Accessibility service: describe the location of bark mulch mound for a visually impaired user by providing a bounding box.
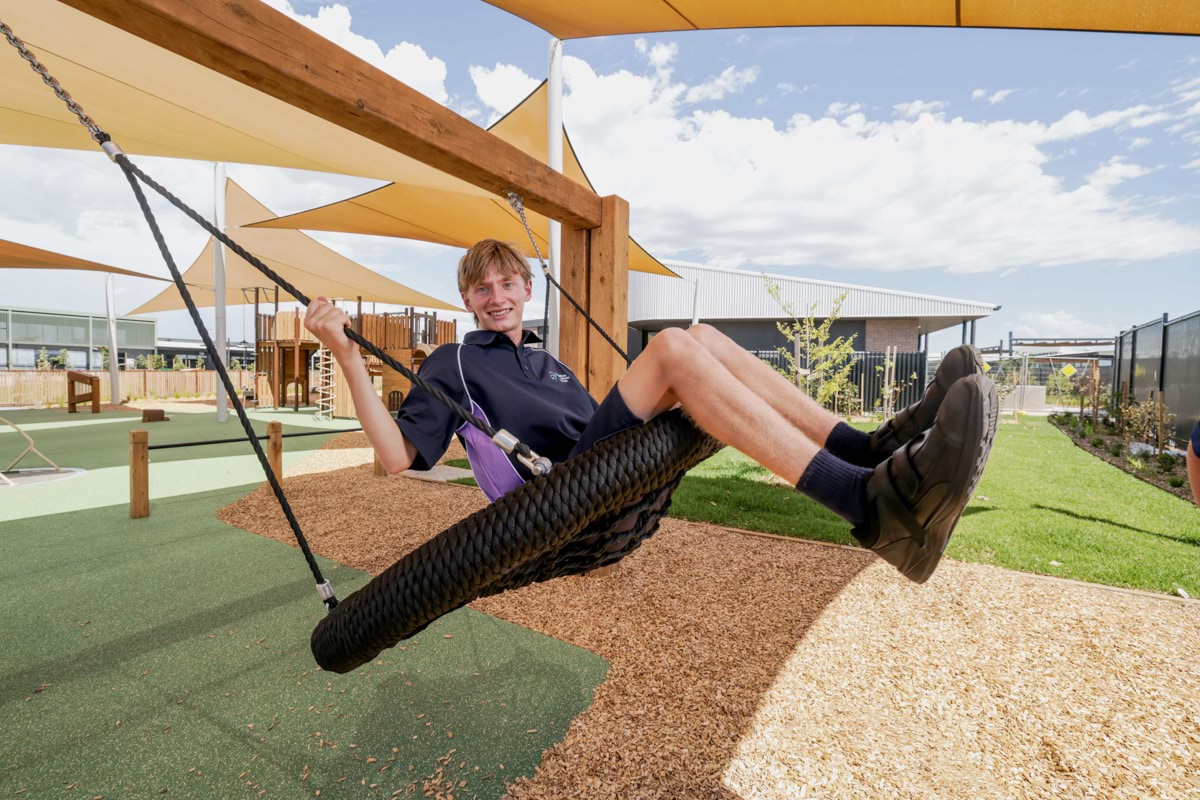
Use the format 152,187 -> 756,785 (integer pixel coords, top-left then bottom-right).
217,452 -> 1200,799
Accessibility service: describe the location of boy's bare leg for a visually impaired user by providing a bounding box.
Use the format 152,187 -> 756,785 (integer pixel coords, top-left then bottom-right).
685,323 -> 842,444
618,327 -> 822,485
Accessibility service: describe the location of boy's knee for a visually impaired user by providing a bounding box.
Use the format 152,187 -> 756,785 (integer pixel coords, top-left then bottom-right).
687,322 -> 720,345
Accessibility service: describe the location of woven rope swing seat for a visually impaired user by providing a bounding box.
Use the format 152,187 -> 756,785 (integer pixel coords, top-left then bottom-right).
313,410 -> 720,673
0,18 -> 720,675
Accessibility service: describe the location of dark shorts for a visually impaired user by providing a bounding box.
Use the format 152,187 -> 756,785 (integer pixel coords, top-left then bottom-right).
568,383 -> 645,460
1192,421 -> 1200,455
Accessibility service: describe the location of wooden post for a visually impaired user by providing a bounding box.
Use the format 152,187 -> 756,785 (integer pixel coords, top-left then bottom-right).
292,316 -> 301,411
373,453 -> 386,477
267,421 -> 283,481
129,429 -> 149,518
558,223 -> 589,384
585,196 -> 629,401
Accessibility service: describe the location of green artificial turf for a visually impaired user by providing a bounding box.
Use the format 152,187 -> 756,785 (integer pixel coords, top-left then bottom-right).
668,417 -> 1200,595
0,410 -> 338,471
0,486 -> 607,799
444,458 -> 472,470
0,408 -> 142,425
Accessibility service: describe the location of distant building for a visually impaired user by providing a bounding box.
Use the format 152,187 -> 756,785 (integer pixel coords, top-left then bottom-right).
0,305 -> 253,370
626,260 -> 998,359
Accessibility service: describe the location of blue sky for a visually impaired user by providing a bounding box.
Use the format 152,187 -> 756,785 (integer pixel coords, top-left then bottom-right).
2,1 -> 1200,354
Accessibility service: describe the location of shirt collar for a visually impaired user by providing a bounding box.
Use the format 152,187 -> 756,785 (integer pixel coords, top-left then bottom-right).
463,328 -> 543,348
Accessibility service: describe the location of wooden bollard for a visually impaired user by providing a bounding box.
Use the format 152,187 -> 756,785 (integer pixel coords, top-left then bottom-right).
267,421 -> 283,482
130,429 -> 149,519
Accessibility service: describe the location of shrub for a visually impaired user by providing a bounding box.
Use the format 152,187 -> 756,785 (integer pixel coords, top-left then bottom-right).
1091,437 -> 1105,448
1168,476 -> 1186,488
1109,443 -> 1124,457
1157,452 -> 1177,472
1126,456 -> 1146,472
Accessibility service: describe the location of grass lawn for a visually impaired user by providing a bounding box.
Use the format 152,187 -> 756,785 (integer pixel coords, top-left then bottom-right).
669,416 -> 1200,596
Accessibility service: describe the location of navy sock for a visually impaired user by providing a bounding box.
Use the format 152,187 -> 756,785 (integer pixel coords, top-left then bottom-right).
824,421 -> 875,467
795,449 -> 872,526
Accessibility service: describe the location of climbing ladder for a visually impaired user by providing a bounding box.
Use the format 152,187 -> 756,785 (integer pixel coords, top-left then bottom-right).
313,346 -> 336,421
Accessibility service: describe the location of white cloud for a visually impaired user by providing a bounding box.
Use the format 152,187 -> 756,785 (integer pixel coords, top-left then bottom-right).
634,38 -> 679,69
557,54 -> 1200,275
826,102 -> 862,117
894,100 -> 948,119
469,63 -> 540,119
1128,137 -> 1152,150
972,88 -> 988,100
1012,311 -> 1114,339
260,1 -> 448,103
684,66 -> 759,103
777,82 -> 806,95
988,89 -> 1017,104
1183,159 -> 1200,170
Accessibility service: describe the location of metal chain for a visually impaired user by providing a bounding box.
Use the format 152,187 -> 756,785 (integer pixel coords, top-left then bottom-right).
505,191 -> 631,365
0,20 -> 105,143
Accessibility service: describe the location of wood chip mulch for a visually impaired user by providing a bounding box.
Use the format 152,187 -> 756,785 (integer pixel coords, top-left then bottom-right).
217,435 -> 1200,799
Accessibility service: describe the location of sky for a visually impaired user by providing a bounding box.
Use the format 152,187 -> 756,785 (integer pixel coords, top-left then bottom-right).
2,0 -> 1200,356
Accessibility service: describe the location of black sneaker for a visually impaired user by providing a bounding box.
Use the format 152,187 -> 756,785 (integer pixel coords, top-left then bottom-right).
868,344 -> 986,464
853,373 -> 998,583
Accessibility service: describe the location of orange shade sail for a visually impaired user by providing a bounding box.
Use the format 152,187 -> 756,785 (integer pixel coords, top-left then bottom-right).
0,238 -> 166,282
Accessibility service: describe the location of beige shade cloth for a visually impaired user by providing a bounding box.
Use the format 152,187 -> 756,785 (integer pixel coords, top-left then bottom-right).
0,238 -> 167,281
126,180 -> 462,315
0,2 -> 669,276
485,0 -> 1200,38
247,82 -> 673,277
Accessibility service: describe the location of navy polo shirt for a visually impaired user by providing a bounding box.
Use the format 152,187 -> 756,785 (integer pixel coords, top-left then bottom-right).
395,329 -> 598,501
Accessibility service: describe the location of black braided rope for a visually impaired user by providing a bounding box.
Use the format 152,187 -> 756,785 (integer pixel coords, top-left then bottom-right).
115,158 -> 335,605
312,409 -> 721,673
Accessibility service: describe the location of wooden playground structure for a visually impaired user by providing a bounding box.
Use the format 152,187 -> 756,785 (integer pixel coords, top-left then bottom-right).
66,371 -> 100,414
254,305 -> 456,419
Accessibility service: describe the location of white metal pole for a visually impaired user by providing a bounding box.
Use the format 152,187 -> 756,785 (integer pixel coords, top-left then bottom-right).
690,278 -> 700,327
104,273 -> 120,404
214,163 -> 229,422
546,37 -> 563,358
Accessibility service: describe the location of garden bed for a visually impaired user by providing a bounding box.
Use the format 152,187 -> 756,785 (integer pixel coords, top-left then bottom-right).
1048,413 -> 1194,502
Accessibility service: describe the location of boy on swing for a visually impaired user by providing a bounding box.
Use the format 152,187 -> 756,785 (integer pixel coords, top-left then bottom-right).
306,239 -> 998,584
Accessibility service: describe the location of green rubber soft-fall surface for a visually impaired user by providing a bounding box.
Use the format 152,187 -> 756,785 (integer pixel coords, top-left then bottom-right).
0,485 -> 608,799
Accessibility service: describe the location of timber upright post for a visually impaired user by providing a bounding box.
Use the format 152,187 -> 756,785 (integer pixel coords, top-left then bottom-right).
129,429 -> 149,518
268,421 -> 283,481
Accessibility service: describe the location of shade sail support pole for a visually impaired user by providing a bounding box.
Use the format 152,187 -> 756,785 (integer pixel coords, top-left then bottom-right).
214,162 -> 228,422
546,37 -> 563,357
104,273 -> 120,403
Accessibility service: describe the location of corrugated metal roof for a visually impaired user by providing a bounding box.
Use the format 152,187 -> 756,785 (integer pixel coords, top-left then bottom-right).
629,260 -> 998,325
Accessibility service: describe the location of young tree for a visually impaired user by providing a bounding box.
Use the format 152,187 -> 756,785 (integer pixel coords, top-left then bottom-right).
55,348 -> 70,370
151,354 -> 166,371
134,354 -> 148,370
36,347 -> 51,370
766,279 -> 859,413
196,352 -> 206,370
171,354 -> 186,371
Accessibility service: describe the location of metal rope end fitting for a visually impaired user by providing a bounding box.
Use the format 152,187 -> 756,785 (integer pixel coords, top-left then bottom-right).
316,580 -> 338,607
100,140 -> 125,162
491,429 -> 552,477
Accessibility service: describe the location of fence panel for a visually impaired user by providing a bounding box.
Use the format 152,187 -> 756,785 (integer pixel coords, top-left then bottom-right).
0,370 -> 255,407
1163,313 -> 1200,446
750,349 -> 927,414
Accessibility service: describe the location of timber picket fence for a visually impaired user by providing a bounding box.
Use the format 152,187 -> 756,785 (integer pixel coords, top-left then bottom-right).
0,370 -> 256,408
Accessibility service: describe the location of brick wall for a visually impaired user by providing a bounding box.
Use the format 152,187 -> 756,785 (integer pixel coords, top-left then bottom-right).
865,318 -> 919,351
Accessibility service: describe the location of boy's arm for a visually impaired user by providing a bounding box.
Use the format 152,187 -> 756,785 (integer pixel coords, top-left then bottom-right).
305,298 -> 417,474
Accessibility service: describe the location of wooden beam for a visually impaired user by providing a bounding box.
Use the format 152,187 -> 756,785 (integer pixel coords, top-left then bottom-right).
586,196 -> 629,400
558,223 -> 590,387
60,0 -> 603,230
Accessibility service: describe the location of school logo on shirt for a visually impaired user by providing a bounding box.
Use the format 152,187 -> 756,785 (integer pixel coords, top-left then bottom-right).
548,371 -> 571,383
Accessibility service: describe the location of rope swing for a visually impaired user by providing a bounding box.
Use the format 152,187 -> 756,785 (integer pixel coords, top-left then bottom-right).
2,20 -> 720,673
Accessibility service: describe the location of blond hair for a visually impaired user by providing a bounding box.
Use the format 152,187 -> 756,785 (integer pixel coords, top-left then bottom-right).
457,239 -> 531,295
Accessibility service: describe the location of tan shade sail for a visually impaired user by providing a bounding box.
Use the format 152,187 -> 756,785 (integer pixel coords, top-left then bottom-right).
127,180 -> 462,315
248,83 -> 674,277
0,238 -> 167,281
0,2 -> 668,276
485,0 -> 1200,38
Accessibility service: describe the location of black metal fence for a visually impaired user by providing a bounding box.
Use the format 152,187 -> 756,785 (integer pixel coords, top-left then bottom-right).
750,350 -> 928,414
1112,310 -> 1200,446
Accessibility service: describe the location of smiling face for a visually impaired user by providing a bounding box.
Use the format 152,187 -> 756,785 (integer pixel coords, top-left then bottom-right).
462,263 -> 532,344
